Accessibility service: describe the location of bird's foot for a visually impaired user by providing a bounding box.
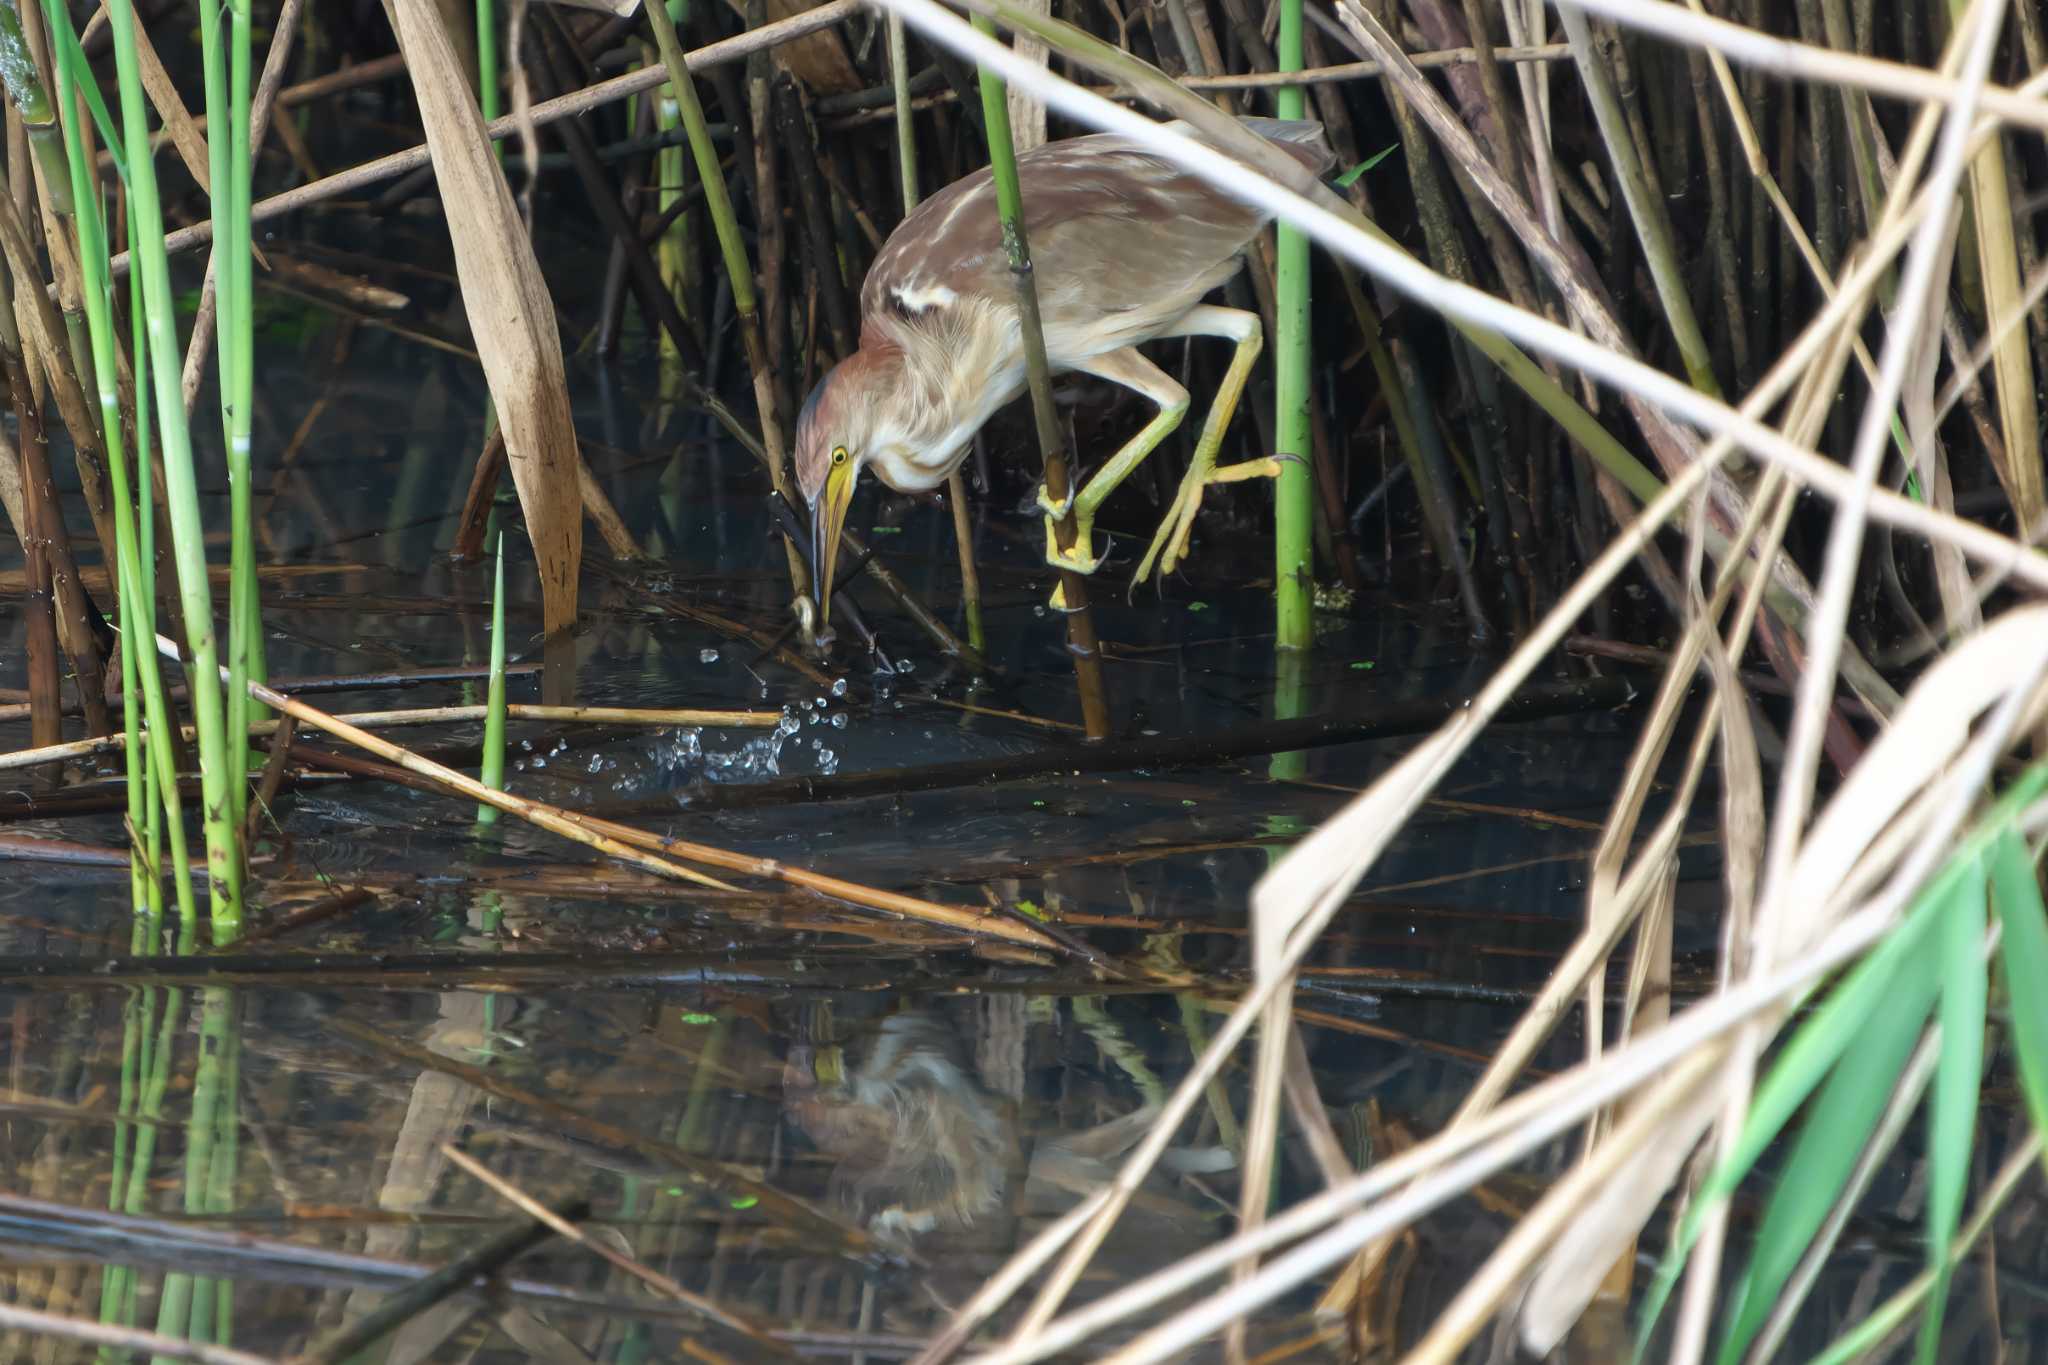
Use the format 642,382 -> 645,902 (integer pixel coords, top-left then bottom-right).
1133,454 -> 1297,586
1034,483 -> 1075,523
1043,513 -> 1104,576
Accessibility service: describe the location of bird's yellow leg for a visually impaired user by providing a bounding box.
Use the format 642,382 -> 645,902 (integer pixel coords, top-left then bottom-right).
1134,307 -> 1265,586
1037,347 -> 1189,582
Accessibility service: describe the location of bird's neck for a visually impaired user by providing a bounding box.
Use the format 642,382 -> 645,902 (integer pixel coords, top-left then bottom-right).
862,307 -> 1021,492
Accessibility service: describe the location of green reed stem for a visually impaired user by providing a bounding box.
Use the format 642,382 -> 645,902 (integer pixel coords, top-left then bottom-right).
477,0 -> 499,124
220,0 -> 261,878
969,13 -> 1111,736
105,0 -> 242,936
478,532 -> 508,824
1271,0 -> 1311,649
40,0 -> 195,933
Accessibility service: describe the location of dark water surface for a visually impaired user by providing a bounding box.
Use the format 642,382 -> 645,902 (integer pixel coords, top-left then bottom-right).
0,224 -> 1904,1361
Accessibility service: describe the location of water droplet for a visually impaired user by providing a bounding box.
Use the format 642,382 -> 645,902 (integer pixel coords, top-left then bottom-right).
830,678 -> 848,697
699,647 -> 720,664
831,713 -> 847,729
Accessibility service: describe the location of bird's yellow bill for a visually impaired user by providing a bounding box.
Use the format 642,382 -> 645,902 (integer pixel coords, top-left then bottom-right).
810,463 -> 856,627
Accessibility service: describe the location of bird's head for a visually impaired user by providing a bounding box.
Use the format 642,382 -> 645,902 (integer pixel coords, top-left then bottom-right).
795,353 -> 889,628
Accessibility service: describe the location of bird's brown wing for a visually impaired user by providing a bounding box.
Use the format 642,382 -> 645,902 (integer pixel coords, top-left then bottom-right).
863,134 -> 1277,343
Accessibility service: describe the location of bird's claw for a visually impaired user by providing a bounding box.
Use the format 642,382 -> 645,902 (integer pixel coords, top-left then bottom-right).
1035,484 -> 1075,522
1043,515 -> 1103,576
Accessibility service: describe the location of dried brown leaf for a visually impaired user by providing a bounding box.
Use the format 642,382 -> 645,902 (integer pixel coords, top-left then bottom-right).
389,0 -> 583,634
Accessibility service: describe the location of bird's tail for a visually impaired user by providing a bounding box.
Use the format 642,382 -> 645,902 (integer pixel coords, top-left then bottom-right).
1237,115 -> 1329,148
1162,115 -> 1337,177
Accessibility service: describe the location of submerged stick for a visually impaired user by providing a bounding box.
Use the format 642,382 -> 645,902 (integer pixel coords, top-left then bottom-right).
593,674 -> 1638,813
297,1197 -> 590,1363
443,1144 -> 797,1357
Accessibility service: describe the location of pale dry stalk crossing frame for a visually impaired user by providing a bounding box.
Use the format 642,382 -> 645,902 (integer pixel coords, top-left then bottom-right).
851,0 -> 2048,1356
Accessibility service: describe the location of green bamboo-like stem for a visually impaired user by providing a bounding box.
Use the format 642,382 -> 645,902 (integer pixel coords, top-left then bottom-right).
131,217 -> 174,931
477,532 -> 508,825
105,0 -> 242,935
0,2 -> 73,216
103,988 -> 142,1325
641,0 -> 808,605
41,0 -> 197,934
206,0 -> 262,871
651,69 -> 691,394
477,0 -> 500,124
969,14 -> 1109,737
1271,0 -> 1311,647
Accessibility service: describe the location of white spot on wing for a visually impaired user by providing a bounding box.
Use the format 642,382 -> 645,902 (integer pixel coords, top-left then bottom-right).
889,280 -> 958,314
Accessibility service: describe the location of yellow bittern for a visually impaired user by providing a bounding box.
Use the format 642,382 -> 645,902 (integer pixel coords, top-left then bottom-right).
795,117 -> 1334,622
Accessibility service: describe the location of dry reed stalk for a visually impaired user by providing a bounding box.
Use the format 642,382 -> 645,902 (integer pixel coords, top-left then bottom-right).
151,634 -> 1064,951
388,0 -> 584,639
1692,45 -> 2019,1356
0,703 -> 784,772
0,1301 -> 273,1365
550,806 -> 1064,951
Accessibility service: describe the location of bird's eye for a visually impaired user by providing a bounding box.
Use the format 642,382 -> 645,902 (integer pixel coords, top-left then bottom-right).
831,446 -> 849,467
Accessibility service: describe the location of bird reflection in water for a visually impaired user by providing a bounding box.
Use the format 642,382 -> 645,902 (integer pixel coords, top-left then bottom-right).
784,1009 -> 1234,1254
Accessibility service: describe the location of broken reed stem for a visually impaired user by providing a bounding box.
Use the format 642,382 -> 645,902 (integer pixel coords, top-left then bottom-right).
968,13 -> 1110,739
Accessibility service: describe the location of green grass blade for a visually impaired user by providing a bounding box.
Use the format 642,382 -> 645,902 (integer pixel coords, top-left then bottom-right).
1917,861 -> 1987,1363
1990,829 -> 2048,1150
1634,895 -> 1941,1353
1714,906 -> 1946,1362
